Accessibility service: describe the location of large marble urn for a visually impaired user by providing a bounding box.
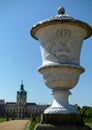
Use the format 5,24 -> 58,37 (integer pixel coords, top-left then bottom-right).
31,7 -> 92,114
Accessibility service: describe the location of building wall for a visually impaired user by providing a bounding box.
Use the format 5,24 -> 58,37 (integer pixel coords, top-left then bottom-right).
0,83 -> 49,118
4,103 -> 49,118
0,104 -> 5,117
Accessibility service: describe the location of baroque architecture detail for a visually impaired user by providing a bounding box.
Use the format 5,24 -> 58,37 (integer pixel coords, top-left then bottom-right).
0,82 -> 48,118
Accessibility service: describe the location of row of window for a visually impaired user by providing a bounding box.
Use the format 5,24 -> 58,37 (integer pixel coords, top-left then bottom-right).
6,106 -> 47,114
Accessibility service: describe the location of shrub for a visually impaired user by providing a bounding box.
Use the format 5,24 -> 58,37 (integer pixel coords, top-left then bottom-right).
30,115 -> 41,130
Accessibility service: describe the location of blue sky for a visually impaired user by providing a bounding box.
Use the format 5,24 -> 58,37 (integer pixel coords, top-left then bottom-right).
0,0 -> 92,107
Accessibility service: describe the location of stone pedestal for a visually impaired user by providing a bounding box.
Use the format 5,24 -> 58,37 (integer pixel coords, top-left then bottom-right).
35,124 -> 91,130
34,114 -> 91,130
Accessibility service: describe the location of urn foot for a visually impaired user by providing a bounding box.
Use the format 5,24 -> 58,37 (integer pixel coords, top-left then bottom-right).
44,89 -> 77,114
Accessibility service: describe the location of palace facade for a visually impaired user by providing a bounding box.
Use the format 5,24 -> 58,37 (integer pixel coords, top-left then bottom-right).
0,82 -> 49,118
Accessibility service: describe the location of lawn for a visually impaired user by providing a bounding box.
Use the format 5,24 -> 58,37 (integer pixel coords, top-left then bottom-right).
85,121 -> 92,129
0,118 -> 6,123
30,116 -> 40,130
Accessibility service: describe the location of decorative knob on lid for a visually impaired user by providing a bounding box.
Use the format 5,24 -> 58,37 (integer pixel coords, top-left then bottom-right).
58,7 -> 65,15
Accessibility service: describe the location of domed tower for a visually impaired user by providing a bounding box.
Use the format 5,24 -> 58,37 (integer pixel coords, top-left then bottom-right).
17,81 -> 27,118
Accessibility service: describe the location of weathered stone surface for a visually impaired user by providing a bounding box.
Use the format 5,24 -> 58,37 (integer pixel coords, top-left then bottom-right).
44,90 -> 77,114
31,7 -> 92,114
34,123 -> 91,130
35,114 -> 91,130
36,25 -> 87,67
31,8 -> 92,40
39,65 -> 84,90
41,114 -> 83,125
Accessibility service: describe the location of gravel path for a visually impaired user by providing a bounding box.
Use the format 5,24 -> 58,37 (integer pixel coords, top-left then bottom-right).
0,120 -> 28,130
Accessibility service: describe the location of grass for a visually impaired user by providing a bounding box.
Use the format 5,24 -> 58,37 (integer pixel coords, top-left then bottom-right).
24,121 -> 30,130
0,118 -> 6,123
30,116 -> 41,130
25,121 -> 37,130
25,116 -> 41,130
85,121 -> 92,129
30,123 -> 36,130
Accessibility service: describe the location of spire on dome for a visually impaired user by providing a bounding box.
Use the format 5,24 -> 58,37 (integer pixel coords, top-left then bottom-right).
20,80 -> 24,90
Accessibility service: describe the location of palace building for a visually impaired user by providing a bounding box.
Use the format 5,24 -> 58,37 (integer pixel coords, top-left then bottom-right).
0,82 -> 49,118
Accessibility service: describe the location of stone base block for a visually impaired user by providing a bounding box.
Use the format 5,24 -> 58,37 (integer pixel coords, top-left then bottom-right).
41,114 -> 83,125
34,114 -> 91,130
34,123 -> 91,130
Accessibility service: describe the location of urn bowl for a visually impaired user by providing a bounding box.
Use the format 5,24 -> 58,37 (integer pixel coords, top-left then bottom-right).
38,65 -> 84,90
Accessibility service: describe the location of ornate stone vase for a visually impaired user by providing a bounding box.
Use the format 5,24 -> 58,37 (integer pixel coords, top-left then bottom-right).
31,7 -> 92,114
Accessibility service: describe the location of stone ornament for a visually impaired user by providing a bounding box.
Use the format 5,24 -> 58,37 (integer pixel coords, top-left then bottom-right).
31,7 -> 92,114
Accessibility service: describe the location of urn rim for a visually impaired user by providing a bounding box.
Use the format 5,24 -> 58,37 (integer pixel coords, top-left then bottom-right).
31,7 -> 92,40
38,64 -> 85,74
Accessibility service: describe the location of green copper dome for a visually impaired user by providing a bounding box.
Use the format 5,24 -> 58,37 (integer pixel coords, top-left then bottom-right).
17,81 -> 27,96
